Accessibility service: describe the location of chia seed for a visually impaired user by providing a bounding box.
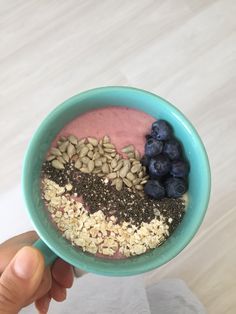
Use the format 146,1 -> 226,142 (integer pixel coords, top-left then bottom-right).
42,162 -> 185,230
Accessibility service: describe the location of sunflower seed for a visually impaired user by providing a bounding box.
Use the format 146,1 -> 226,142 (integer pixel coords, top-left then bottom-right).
123,178 -> 132,187
87,150 -> 94,159
134,150 -> 141,160
123,159 -> 131,168
95,159 -> 103,167
111,159 -> 117,169
92,152 -> 100,160
140,180 -> 148,185
126,172 -> 135,181
78,138 -> 86,145
67,143 -> 76,158
80,167 -> 90,173
121,145 -> 134,153
86,143 -> 94,151
131,163 -> 142,173
101,156 -> 107,163
88,160 -> 95,172
102,163 -> 109,174
115,178 -> 123,191
103,135 -> 110,144
79,146 -> 89,158
93,168 -> 101,174
132,160 -> 141,165
138,171 -> 143,178
113,160 -> 123,171
81,157 -> 90,164
104,153 -> 112,160
97,173 -> 105,177
99,139 -> 103,145
104,148 -> 116,153
107,172 -> 117,179
135,184 -> 143,190
119,164 -> 130,178
62,153 -> 69,163
87,137 -> 98,146
127,152 -> 135,159
47,155 -> 56,161
98,145 -> 104,155
57,156 -> 66,164
71,154 -> 79,162
52,159 -> 64,169
116,171 -> 120,177
60,136 -> 67,141
110,152 -> 116,157
57,140 -> 62,146
133,178 -> 141,185
68,135 -> 78,145
51,147 -> 62,156
103,143 -> 115,149
58,141 -> 69,153
76,144 -> 85,153
74,159 -> 82,169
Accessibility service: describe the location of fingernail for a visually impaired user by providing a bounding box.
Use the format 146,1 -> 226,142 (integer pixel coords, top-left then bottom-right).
13,247 -> 39,279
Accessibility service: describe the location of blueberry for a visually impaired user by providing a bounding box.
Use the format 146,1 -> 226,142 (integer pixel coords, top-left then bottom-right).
141,155 -> 151,167
145,138 -> 163,158
165,177 -> 187,198
144,180 -> 165,199
163,139 -> 182,160
170,160 -> 189,177
151,120 -> 172,140
148,159 -> 158,178
149,155 -> 171,177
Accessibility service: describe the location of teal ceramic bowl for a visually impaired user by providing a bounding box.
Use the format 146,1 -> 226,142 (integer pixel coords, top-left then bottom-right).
22,86 -> 211,276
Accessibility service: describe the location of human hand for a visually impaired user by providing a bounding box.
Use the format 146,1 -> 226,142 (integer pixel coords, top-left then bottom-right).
0,231 -> 74,314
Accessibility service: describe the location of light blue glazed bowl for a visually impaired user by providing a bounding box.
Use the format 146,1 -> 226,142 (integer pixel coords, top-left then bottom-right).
22,86 -> 211,276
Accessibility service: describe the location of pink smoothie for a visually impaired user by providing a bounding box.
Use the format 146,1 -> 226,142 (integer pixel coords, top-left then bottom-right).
54,106 -> 155,155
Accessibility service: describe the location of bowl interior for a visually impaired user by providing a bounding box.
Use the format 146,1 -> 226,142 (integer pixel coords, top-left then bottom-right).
22,87 -> 210,276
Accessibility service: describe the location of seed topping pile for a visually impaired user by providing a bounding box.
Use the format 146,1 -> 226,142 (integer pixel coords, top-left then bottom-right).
46,135 -> 148,195
41,130 -> 186,258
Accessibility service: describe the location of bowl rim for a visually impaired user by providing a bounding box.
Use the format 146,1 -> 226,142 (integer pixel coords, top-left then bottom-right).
22,86 -> 211,276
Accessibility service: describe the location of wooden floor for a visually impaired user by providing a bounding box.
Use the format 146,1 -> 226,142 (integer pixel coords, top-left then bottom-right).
0,1 -> 235,313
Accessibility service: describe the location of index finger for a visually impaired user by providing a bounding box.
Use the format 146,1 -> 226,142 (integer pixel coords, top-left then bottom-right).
0,231 -> 38,273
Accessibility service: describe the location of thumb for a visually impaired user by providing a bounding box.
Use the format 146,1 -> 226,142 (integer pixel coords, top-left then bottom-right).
0,246 -> 44,314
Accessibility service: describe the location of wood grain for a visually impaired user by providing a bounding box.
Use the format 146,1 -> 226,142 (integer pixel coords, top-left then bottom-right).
0,1 -> 235,313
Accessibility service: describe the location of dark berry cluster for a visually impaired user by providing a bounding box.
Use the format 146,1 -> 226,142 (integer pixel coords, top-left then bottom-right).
142,120 -> 189,199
